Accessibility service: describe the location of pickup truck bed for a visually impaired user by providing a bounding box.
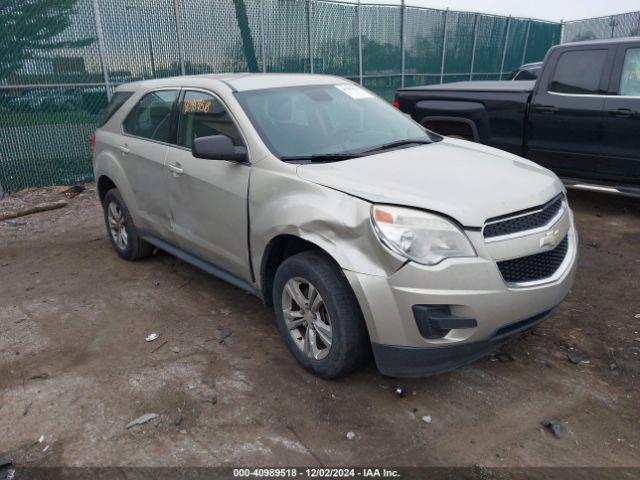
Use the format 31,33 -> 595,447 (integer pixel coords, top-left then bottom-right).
397,81 -> 534,156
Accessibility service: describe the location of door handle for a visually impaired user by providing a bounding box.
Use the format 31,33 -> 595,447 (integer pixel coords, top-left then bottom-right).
167,163 -> 184,176
610,108 -> 635,118
534,105 -> 558,114
119,144 -> 130,155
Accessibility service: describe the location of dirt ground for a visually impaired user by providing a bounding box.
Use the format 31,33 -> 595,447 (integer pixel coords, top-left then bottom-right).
0,185 -> 639,469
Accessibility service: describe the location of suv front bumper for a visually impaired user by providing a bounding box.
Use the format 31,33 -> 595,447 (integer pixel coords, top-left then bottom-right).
345,227 -> 578,378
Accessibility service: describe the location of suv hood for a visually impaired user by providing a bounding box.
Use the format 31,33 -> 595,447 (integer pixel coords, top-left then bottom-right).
296,138 -> 563,228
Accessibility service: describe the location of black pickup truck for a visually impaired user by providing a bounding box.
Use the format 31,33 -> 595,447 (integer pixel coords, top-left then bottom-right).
395,38 -> 640,196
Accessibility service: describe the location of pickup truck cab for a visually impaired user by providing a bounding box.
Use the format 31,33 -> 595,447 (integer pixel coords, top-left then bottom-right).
93,74 -> 577,379
395,38 -> 640,196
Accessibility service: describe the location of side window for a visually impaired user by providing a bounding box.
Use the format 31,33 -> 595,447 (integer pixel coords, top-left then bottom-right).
123,90 -> 178,142
99,91 -> 132,127
619,48 -> 640,97
549,50 -> 607,95
177,91 -> 243,149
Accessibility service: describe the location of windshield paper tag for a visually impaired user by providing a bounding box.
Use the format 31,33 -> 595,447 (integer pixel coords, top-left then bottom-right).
335,84 -> 373,100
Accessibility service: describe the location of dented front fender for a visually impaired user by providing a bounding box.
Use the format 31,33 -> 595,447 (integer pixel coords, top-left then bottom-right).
250,159 -> 404,286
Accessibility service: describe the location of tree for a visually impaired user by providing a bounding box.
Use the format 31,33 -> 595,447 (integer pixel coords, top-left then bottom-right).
232,0 -> 259,72
0,0 -> 94,81
570,31 -> 597,42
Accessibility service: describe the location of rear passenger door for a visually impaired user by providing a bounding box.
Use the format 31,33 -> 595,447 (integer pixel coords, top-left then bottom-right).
165,89 -> 252,281
121,89 -> 179,236
599,44 -> 640,184
527,46 -> 614,180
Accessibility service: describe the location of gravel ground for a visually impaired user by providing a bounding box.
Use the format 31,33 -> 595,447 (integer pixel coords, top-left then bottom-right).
0,185 -> 639,469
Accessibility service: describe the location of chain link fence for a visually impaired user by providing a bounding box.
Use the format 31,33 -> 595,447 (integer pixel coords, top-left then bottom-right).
1,0 -> 564,193
563,11 -> 640,43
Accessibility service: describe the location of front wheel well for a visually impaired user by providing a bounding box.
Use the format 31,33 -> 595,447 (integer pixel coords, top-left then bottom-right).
261,235 -> 339,307
97,175 -> 117,203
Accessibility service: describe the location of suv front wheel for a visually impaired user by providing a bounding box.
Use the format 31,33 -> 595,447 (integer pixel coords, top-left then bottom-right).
273,251 -> 370,379
102,188 -> 153,261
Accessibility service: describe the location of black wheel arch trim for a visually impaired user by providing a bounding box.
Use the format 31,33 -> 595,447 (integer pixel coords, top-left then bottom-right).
419,115 -> 480,142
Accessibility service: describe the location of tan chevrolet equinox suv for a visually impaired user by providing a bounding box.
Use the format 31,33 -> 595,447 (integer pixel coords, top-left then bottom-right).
92,74 -> 578,379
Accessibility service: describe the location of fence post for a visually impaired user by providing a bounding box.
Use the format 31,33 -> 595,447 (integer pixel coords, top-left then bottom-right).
560,20 -> 565,44
173,0 -> 186,75
469,13 -> 479,81
439,8 -> 449,84
91,0 -> 111,101
609,16 -> 618,38
357,0 -> 363,85
521,20 -> 531,65
400,0 -> 406,88
307,0 -> 314,73
499,15 -> 512,80
260,1 -> 267,73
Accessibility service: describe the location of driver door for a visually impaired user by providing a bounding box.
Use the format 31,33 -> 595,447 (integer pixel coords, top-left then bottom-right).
165,89 -> 252,281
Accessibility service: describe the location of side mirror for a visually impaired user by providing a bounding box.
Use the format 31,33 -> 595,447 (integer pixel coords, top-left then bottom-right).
192,135 -> 248,163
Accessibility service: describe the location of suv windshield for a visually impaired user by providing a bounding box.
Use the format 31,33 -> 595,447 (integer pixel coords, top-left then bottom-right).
235,84 -> 436,160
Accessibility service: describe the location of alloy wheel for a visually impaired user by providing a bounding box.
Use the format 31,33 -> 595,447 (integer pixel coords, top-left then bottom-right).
281,277 -> 332,360
107,201 -> 128,251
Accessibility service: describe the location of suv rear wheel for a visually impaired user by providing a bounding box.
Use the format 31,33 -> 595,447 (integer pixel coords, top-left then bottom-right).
273,251 -> 370,379
102,188 -> 153,261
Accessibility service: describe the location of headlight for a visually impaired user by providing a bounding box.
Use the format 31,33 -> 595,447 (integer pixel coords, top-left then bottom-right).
371,205 -> 476,265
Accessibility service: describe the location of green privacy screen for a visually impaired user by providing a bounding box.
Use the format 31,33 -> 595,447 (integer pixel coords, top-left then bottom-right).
0,0 -> 563,193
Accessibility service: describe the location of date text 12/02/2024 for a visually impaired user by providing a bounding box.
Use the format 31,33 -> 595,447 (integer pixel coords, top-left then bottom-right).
232,468 -> 401,478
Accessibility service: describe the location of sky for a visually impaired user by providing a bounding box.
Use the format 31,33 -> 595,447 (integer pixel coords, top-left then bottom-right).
354,0 -> 639,22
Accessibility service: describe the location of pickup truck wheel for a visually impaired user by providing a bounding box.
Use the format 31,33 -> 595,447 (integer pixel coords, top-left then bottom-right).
273,251 -> 370,379
102,189 -> 153,261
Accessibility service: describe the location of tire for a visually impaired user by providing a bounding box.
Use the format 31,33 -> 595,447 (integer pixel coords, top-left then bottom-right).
102,188 -> 153,261
273,250 -> 370,379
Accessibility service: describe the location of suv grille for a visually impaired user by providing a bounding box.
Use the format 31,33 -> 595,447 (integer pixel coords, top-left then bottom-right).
484,195 -> 564,240
497,235 -> 569,284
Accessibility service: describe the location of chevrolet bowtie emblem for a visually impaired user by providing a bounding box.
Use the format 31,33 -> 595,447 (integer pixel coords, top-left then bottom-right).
540,229 -> 561,249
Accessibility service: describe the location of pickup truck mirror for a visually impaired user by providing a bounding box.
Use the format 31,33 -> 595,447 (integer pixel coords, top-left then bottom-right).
192,135 -> 248,163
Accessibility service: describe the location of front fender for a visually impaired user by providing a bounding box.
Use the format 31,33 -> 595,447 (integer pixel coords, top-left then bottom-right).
250,164 -> 404,285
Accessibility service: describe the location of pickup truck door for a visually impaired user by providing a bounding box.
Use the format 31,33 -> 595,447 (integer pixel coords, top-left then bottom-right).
165,89 -> 252,281
599,44 -> 640,184
527,46 -> 615,180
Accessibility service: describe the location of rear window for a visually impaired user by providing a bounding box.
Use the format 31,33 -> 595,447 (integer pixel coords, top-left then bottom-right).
99,91 -> 132,127
549,49 -> 607,95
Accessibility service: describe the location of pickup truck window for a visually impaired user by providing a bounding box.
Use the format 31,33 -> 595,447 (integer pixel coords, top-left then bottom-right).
177,91 -> 243,149
549,50 -> 607,95
122,90 -> 178,143
235,84 -> 432,159
620,48 -> 640,97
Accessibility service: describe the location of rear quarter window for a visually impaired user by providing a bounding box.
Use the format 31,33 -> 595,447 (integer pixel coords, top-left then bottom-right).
98,91 -> 133,127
